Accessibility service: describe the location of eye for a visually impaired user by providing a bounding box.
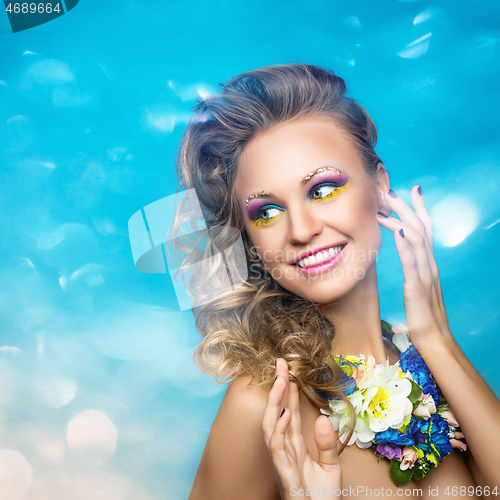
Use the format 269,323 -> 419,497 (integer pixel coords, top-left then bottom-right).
252,205 -> 283,226
309,181 -> 344,202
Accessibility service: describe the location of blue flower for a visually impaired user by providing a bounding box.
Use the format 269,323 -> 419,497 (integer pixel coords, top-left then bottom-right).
339,372 -> 357,396
316,367 -> 335,401
399,346 -> 439,402
428,414 -> 453,460
318,371 -> 356,401
374,427 -> 415,447
374,415 -> 429,448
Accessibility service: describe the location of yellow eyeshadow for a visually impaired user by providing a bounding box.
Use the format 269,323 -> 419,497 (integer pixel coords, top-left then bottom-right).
309,183 -> 349,203
250,211 -> 285,227
250,182 -> 349,228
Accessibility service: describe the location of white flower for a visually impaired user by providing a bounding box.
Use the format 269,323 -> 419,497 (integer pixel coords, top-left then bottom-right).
358,362 -> 413,433
326,396 -> 374,448
391,323 -> 411,353
392,332 -> 411,353
327,358 -> 413,448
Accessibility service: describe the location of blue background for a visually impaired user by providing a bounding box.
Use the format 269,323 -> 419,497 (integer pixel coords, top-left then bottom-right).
0,1 -> 499,498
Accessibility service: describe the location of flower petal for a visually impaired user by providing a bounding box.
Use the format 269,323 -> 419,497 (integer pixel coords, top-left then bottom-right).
393,331 -> 411,352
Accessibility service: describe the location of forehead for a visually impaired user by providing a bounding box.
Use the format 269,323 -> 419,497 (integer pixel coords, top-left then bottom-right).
234,116 -> 365,199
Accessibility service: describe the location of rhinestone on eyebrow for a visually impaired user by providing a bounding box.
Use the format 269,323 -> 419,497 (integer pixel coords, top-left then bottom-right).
245,190 -> 270,209
302,166 -> 343,183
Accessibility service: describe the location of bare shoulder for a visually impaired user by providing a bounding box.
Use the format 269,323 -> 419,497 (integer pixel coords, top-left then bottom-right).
189,374 -> 280,500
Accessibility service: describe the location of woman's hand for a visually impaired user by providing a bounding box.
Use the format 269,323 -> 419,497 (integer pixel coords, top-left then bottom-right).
261,358 -> 342,500
376,185 -> 452,350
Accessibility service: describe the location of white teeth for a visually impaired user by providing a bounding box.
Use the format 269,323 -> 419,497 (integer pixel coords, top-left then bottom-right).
296,245 -> 344,268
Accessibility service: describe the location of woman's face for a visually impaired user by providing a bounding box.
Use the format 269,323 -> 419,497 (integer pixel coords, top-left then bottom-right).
233,115 -> 389,304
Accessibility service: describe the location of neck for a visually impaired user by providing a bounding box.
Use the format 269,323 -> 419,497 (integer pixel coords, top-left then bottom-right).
320,264 -> 388,365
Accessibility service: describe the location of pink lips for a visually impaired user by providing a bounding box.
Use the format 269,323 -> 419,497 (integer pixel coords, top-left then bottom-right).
294,244 -> 346,276
293,241 -> 347,264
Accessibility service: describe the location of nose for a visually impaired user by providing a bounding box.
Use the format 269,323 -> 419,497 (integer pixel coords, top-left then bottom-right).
286,203 -> 323,245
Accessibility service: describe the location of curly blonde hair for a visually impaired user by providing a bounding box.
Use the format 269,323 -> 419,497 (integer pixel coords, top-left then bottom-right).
171,63 -> 385,428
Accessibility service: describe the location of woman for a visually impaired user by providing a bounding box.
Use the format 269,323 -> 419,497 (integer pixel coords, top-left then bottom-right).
172,63 -> 500,499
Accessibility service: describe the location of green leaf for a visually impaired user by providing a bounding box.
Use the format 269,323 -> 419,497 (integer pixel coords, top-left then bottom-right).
408,379 -> 423,404
436,400 -> 448,413
411,464 -> 428,481
381,320 -> 395,341
381,319 -> 393,331
389,460 -> 413,487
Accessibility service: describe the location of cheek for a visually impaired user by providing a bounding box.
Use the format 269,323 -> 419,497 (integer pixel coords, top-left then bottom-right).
246,231 -> 283,267
338,196 -> 376,234
341,192 -> 381,255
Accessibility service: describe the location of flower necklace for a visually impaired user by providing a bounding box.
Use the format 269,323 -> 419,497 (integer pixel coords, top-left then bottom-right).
320,320 -> 467,487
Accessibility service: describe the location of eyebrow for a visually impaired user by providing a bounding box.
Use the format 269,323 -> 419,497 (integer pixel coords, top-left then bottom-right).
244,165 -> 344,209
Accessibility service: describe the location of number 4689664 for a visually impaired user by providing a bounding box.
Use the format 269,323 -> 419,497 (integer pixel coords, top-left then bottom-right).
5,3 -> 62,14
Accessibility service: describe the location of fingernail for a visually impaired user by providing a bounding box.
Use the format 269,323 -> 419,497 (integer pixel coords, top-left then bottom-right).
273,376 -> 278,384
388,189 -> 398,198
399,228 -> 405,238
377,211 -> 388,218
280,408 -> 285,418
417,185 -> 422,196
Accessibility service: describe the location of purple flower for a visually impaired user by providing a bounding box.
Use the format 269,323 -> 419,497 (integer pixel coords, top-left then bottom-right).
376,443 -> 402,460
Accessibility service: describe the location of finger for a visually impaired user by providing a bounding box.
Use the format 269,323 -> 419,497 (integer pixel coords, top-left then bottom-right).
287,381 -> 302,440
398,224 -> 434,289
410,186 -> 448,325
379,189 -> 451,335
314,416 -> 341,472
410,185 -> 434,248
381,187 -> 436,280
410,185 -> 439,275
394,228 -> 422,294
268,408 -> 293,470
276,358 -> 290,407
381,198 -> 449,327
395,230 -> 442,336
410,187 -> 450,330
378,218 -> 434,289
383,188 -> 428,237
262,373 -> 287,444
262,359 -> 290,444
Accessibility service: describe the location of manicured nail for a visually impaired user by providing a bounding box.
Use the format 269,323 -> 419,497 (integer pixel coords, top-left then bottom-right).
388,189 -> 398,198
399,228 -> 405,238
377,211 -> 388,218
417,185 -> 422,196
280,408 -> 286,418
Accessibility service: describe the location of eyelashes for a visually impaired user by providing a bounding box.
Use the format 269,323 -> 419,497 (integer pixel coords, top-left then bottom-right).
309,182 -> 343,203
250,205 -> 284,227
250,180 -> 348,227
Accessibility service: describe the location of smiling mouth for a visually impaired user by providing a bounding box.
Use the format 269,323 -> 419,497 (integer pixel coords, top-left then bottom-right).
293,243 -> 347,269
